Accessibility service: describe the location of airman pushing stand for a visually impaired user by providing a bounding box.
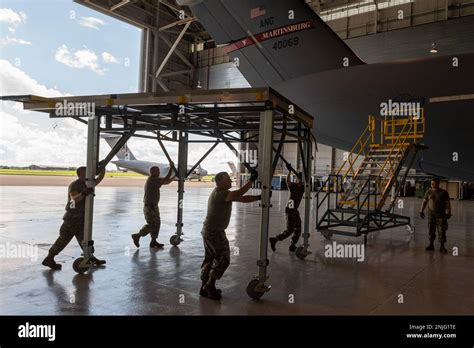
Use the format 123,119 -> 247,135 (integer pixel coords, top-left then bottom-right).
42,165 -> 106,270
270,163 -> 304,252
200,170 -> 261,300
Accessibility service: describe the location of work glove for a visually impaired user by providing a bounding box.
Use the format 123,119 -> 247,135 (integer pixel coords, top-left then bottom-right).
446,213 -> 451,219
419,212 -> 425,219
81,187 -> 94,196
249,169 -> 258,182
286,162 -> 292,171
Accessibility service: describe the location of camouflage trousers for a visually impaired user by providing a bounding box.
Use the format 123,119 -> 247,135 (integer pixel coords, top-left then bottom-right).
428,214 -> 448,243
139,205 -> 161,239
201,229 -> 230,282
49,213 -> 94,255
275,208 -> 301,245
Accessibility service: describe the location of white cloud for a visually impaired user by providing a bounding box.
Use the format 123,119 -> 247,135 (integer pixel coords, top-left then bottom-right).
0,36 -> 32,47
101,52 -> 120,64
0,59 -> 63,97
78,16 -> 106,30
0,8 -> 30,47
0,59 -> 90,167
0,8 -> 27,26
55,44 -> 105,75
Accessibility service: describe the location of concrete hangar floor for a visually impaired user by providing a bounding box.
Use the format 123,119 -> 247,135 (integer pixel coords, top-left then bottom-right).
1,181 -> 473,315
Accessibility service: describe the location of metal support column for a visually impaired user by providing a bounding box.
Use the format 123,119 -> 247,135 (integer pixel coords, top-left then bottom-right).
296,130 -> 313,260
246,109 -> 273,300
170,131 -> 188,246
73,114 -> 100,274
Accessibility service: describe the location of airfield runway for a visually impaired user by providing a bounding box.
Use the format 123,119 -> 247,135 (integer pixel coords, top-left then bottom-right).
1,175 -> 473,315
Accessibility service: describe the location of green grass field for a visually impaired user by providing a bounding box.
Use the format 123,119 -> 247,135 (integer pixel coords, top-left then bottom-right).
0,169 -> 216,181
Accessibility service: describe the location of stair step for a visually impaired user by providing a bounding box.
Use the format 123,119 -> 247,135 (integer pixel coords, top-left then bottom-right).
339,200 -> 378,207
329,208 -> 378,214
367,154 -> 403,158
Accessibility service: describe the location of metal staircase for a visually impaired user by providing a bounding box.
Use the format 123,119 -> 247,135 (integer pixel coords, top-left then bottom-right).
316,109 -> 426,244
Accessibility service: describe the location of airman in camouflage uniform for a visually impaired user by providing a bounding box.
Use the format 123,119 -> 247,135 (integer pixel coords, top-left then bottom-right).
132,163 -> 175,248
200,171 -> 260,300
270,164 -> 304,252
420,178 -> 451,253
42,165 -> 106,270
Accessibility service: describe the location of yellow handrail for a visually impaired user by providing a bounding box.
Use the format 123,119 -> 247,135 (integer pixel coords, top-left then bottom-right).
377,117 -> 415,203
337,109 -> 425,208
336,115 -> 375,180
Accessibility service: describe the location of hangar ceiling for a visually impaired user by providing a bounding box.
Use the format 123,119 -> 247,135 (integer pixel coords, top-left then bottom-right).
74,0 -> 474,92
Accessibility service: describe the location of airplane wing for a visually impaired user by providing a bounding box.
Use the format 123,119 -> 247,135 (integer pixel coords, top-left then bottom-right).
178,0 -> 364,86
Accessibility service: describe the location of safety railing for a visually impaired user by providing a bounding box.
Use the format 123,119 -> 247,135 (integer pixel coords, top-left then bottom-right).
336,115 -> 376,181
382,108 -> 425,144
334,108 -> 425,210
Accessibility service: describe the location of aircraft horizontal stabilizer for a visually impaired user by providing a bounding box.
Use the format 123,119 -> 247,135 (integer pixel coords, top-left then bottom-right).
178,0 -> 364,86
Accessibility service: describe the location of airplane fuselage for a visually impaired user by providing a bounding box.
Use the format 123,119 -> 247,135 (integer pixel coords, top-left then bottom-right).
112,159 -> 208,179
273,53 -> 474,181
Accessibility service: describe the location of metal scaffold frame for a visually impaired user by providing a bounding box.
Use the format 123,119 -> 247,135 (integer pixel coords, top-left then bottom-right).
314,112 -> 426,246
1,87 -> 315,300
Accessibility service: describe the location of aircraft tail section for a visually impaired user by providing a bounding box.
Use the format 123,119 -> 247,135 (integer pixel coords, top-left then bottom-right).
227,161 -> 238,175
102,135 -> 136,160
178,0 -> 364,86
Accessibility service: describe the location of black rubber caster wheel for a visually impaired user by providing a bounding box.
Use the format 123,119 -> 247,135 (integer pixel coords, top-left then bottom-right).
170,235 -> 182,246
295,246 -> 308,260
321,230 -> 333,240
73,257 -> 90,274
246,279 -> 265,300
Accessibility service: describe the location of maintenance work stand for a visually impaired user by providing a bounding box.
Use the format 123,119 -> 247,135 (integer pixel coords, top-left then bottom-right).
2,87 -> 315,300
315,110 -> 426,246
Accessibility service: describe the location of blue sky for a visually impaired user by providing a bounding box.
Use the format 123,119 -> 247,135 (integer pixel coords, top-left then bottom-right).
1,0 -> 141,95
0,1 -> 235,172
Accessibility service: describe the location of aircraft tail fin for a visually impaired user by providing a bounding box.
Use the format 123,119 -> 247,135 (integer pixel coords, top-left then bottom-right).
101,135 -> 136,160
178,0 -> 364,86
227,161 -> 238,175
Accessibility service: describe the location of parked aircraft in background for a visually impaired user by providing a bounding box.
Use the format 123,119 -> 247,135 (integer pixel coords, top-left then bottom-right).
102,135 -> 208,179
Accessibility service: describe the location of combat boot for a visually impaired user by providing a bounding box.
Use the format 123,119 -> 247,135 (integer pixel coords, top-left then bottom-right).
90,256 -> 106,266
150,239 -> 164,248
42,253 -> 62,270
202,275 -> 222,300
131,233 -> 140,248
203,284 -> 222,300
199,283 -> 222,297
425,243 -> 434,251
440,244 -> 447,254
